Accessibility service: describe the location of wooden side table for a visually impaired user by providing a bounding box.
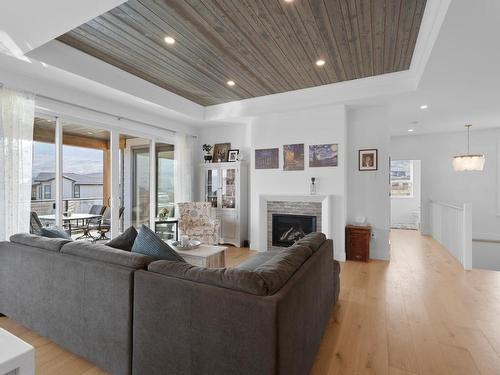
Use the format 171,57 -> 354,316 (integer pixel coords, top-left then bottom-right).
346,225 -> 371,262
169,243 -> 227,268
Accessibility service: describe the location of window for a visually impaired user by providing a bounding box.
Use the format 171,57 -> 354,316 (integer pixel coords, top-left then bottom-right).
74,185 -> 80,198
156,144 -> 175,216
391,160 -> 413,197
43,185 -> 52,200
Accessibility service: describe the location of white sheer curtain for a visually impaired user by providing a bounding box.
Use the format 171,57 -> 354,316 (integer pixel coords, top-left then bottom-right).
0,88 -> 35,240
174,133 -> 194,204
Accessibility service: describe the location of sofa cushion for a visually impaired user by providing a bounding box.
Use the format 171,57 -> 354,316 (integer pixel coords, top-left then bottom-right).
10,233 -> 71,252
106,226 -> 137,251
295,232 -> 326,252
62,241 -> 153,269
132,224 -> 185,262
41,226 -> 72,240
254,244 -> 312,294
148,260 -> 268,296
236,252 -> 277,271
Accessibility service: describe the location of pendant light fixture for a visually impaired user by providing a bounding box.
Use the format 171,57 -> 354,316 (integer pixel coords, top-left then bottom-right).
452,124 -> 485,171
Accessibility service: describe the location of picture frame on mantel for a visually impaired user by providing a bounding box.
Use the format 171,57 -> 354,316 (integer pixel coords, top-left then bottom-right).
359,149 -> 378,171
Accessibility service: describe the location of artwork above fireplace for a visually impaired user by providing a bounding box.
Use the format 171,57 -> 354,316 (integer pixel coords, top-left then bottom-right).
272,214 -> 317,247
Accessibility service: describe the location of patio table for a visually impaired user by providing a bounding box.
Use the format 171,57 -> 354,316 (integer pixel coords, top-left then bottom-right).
38,213 -> 102,239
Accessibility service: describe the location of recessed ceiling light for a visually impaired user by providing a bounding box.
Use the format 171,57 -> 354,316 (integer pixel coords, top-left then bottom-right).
164,36 -> 175,45
227,80 -> 235,86
420,104 -> 428,110
408,129 -> 414,132
316,59 -> 326,67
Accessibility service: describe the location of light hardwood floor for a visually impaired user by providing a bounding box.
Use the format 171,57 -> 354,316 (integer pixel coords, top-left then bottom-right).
2,230 -> 500,374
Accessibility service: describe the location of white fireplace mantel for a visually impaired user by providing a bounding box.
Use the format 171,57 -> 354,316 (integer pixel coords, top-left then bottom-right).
258,194 -> 333,252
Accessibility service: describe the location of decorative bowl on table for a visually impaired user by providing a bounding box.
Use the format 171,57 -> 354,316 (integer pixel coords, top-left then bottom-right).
169,240 -> 201,250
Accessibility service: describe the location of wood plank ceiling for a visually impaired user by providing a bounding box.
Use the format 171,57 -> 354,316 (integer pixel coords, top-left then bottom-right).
58,0 -> 427,106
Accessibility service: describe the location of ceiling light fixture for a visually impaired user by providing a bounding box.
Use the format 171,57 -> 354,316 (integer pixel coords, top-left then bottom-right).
316,59 -> 325,67
227,80 -> 235,86
420,104 -> 428,110
408,129 -> 414,132
284,0 -> 294,2
164,36 -> 175,45
452,124 -> 485,171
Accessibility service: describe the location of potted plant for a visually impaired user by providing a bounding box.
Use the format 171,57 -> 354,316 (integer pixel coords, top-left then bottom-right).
158,207 -> 170,219
202,144 -> 213,163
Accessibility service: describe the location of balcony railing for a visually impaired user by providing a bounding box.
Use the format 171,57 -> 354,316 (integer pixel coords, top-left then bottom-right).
31,197 -> 104,217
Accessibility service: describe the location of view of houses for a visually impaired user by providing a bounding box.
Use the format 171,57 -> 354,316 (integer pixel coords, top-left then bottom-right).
31,172 -> 103,201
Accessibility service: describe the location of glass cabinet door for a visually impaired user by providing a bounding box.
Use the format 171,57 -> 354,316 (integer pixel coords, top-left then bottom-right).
221,168 -> 236,209
205,169 -> 219,208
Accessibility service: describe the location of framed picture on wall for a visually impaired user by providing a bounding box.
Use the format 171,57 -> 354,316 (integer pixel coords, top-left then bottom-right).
255,148 -> 279,169
283,143 -> 304,171
309,144 -> 338,167
359,149 -> 378,171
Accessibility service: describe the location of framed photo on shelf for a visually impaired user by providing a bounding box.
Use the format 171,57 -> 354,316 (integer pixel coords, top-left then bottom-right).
213,143 -> 231,162
358,149 -> 378,171
228,149 -> 239,162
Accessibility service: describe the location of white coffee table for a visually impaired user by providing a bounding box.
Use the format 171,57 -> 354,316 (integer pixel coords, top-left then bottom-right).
0,328 -> 35,375
169,242 -> 227,268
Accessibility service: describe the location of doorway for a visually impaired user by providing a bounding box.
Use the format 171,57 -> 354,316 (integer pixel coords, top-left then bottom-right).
390,160 -> 421,230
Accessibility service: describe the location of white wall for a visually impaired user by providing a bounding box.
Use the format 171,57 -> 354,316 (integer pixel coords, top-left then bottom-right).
79,185 -> 103,199
391,128 -> 500,239
249,105 -> 347,259
473,240 -> 500,271
347,107 -> 391,260
391,160 -> 421,228
197,105 -> 347,260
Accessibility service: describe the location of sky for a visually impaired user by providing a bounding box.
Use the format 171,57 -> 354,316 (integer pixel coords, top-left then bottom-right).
32,142 -> 103,177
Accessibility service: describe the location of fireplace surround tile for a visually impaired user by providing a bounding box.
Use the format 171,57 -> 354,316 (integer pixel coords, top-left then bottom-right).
267,201 -> 322,251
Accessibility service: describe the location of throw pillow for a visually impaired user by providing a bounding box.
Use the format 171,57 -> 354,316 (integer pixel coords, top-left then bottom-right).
105,226 -> 138,251
41,226 -> 72,240
132,224 -> 185,262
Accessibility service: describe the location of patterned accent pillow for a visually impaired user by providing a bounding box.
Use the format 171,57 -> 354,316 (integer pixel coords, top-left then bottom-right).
132,224 -> 185,262
41,226 -> 72,240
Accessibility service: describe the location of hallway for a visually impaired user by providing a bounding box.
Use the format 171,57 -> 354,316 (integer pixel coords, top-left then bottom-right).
312,229 -> 500,374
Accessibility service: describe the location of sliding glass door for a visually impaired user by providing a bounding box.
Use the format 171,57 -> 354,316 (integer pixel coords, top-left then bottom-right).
132,147 -> 150,228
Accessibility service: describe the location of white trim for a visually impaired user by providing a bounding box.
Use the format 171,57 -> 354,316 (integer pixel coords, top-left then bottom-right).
110,131 -> 120,238
54,117 -> 63,227
410,0 -> 453,83
27,40 -> 204,120
497,138 -> 500,217
149,139 -> 157,230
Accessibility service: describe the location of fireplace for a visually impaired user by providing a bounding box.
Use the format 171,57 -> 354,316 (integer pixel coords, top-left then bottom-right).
272,214 -> 317,247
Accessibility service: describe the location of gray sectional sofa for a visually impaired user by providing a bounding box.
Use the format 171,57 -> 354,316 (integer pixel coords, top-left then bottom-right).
0,232 -> 340,375
0,234 -> 153,375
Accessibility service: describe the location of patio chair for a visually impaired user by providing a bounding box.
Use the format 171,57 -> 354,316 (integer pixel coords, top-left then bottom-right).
30,212 -> 43,235
74,204 -> 106,240
94,207 -> 125,242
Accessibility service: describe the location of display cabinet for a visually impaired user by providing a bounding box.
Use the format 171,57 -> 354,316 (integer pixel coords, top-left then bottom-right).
200,161 -> 247,247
